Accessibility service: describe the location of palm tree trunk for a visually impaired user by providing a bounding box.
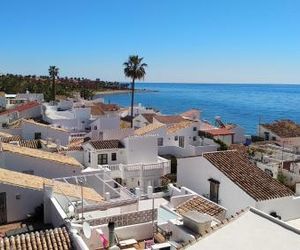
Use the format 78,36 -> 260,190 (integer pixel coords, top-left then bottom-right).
52,76 -> 56,101
130,78 -> 135,128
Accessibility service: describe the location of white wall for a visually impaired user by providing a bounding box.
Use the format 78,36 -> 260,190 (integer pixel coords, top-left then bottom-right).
21,122 -> 70,146
0,183 -> 43,223
177,156 -> 257,216
256,196 -> 300,221
123,136 -> 158,164
91,116 -> 120,131
0,152 -> 81,178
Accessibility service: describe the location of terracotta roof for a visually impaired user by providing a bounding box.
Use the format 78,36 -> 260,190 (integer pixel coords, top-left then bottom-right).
89,139 -> 124,150
0,136 -> 22,143
91,105 -> 105,116
60,145 -> 83,152
203,151 -> 294,201
180,109 -> 200,120
22,119 -> 68,132
167,121 -> 194,134
0,227 -> 72,250
0,131 -> 14,138
176,196 -> 226,220
19,139 -> 41,149
0,168 -> 103,202
0,101 -> 40,116
203,128 -> 234,136
261,120 -> 300,138
134,123 -> 166,136
141,113 -> 156,123
1,143 -> 81,168
154,115 -> 186,124
96,102 -> 119,112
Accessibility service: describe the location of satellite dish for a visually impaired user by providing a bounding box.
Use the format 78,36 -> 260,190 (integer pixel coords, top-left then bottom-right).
83,222 -> 92,239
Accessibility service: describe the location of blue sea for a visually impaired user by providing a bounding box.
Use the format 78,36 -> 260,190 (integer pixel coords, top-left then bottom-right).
97,83 -> 300,135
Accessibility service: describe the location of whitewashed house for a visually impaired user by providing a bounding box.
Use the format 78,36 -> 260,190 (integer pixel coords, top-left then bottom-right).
177,150 -> 300,221
0,142 -> 82,178
0,101 -> 42,125
17,119 -> 71,146
259,120 -> 300,150
82,136 -> 170,191
199,127 -> 234,145
133,113 -> 157,129
0,168 -> 101,224
88,116 -> 134,141
43,102 -> 92,132
135,120 -> 218,157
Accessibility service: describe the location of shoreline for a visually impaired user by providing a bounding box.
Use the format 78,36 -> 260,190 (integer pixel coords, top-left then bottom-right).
95,89 -> 157,95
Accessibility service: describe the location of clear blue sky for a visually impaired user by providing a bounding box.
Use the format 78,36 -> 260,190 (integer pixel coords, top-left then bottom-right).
1,0 -> 299,83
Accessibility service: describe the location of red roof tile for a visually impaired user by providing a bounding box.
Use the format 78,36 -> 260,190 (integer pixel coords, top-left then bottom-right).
203,151 -> 294,201
204,128 -> 234,136
154,115 -> 186,124
89,139 -> 124,150
0,101 -> 40,116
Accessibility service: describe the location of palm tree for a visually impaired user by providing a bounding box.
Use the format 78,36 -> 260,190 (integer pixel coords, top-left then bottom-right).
123,55 -> 147,128
48,66 -> 59,101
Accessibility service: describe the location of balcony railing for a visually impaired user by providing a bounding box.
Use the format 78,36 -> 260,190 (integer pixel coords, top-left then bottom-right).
98,159 -> 171,177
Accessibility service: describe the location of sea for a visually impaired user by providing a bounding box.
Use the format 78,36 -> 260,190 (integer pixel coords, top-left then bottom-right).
95,83 -> 300,135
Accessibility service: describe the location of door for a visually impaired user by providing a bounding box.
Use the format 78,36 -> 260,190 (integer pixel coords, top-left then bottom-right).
179,136 -> 185,148
0,192 -> 7,224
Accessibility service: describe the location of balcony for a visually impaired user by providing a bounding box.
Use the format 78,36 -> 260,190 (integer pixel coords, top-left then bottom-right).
98,157 -> 171,184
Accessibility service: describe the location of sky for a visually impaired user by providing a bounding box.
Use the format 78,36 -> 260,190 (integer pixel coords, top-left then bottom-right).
0,0 -> 300,83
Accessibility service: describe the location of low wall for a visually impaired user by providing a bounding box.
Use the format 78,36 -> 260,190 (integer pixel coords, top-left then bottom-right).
87,209 -> 158,227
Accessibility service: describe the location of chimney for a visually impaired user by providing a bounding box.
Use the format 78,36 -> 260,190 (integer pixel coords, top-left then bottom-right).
181,211 -> 213,235
108,221 -> 115,247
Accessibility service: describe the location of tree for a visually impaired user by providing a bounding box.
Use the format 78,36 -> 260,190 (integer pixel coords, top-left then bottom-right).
48,66 -> 59,101
123,55 -> 147,128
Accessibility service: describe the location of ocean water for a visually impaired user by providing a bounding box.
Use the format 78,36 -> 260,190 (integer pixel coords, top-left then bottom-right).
97,83 -> 300,135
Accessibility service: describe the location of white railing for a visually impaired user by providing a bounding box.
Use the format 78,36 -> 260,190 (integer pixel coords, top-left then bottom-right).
98,159 -> 171,177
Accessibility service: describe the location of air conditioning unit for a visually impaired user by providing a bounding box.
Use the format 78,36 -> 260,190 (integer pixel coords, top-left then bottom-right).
151,243 -> 171,250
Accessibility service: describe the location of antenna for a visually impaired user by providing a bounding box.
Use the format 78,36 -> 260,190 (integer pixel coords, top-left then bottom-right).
83,221 -> 92,239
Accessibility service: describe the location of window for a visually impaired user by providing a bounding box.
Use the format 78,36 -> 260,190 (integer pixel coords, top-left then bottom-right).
193,127 -> 197,131
88,152 -> 91,163
179,136 -> 185,148
111,153 -> 117,161
209,178 -> 220,203
98,154 -> 108,165
174,136 -> 178,141
34,132 -> 41,139
264,132 -> 270,141
158,138 -> 163,146
94,126 -> 97,130
272,136 -> 276,141
193,136 -> 197,141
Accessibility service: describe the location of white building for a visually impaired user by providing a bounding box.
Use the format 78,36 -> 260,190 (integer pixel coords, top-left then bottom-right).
259,120 -> 300,150
135,120 -> 218,157
177,150 -> 300,221
133,113 -> 157,129
0,101 -> 42,125
184,207 -> 300,250
0,168 -> 101,224
0,142 -> 82,178
14,119 -> 71,146
82,136 -> 170,191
